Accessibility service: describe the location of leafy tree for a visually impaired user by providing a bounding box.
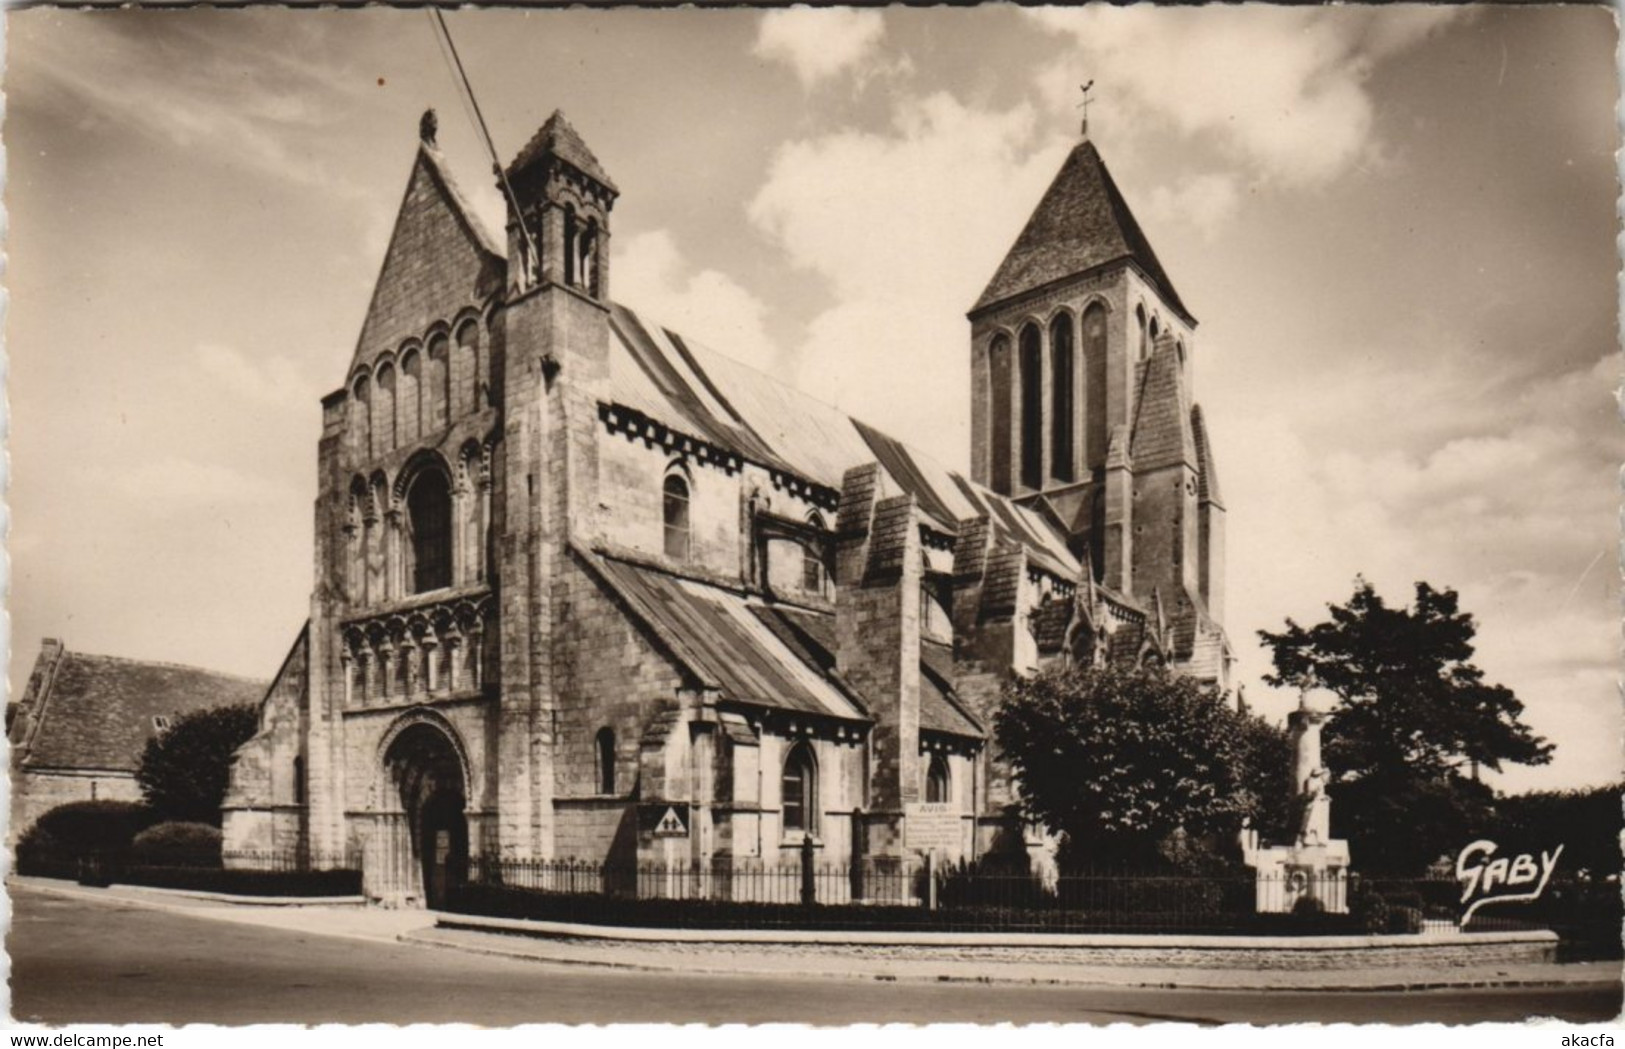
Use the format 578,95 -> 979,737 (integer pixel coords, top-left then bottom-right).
135,703 -> 260,826
994,664 -> 1290,870
1259,579 -> 1553,873
1493,784 -> 1623,879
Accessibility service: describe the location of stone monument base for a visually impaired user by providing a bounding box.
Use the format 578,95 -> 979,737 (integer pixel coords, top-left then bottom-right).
1240,830 -> 1351,914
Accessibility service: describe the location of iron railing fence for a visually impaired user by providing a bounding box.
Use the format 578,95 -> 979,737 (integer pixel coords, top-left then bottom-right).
451,854 -> 1619,947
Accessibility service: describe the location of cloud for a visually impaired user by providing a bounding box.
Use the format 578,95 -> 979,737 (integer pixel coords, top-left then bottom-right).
612,230 -> 781,374
748,92 -> 1072,464
1143,174 -> 1243,242
86,454 -> 292,509
17,14 -> 367,194
1213,350 -> 1621,790
196,343 -> 318,410
752,8 -> 887,89
1027,6 -> 1466,187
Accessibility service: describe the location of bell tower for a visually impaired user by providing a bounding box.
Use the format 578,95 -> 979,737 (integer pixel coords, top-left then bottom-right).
503,110 -> 619,302
966,130 -> 1228,683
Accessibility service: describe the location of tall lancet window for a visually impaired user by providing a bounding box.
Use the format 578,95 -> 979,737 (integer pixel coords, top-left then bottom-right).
663,472 -> 691,561
1019,323 -> 1043,490
989,335 -> 1012,494
1083,303 -> 1109,472
1050,313 -> 1075,483
408,468 -> 454,593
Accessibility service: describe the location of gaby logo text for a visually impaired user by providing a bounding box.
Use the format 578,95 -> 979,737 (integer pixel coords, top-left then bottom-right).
1454,839 -> 1563,924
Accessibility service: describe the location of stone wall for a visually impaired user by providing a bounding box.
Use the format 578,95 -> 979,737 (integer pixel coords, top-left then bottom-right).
12,770 -> 142,839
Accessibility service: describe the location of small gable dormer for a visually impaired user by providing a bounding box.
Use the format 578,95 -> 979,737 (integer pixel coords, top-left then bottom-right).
503,110 -> 619,301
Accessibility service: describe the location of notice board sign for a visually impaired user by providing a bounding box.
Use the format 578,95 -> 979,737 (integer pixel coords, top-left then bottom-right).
905,802 -> 962,853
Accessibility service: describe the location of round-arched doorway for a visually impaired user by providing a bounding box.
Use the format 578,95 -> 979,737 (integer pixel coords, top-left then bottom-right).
382,720 -> 468,909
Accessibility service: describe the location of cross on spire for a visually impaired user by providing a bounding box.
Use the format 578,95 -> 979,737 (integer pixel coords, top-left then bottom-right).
1077,80 -> 1096,139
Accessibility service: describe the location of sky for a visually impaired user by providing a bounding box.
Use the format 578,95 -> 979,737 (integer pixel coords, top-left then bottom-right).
6,6 -> 1620,795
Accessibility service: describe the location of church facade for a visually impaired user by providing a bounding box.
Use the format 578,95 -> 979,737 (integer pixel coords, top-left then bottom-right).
222,110 -> 1229,905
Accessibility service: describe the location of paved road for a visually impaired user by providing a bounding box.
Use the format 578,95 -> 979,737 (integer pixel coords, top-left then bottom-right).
7,886 -> 1620,1025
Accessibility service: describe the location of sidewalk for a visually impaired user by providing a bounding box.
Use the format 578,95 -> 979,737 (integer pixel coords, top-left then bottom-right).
409,920 -> 1621,994
16,876 -> 1622,994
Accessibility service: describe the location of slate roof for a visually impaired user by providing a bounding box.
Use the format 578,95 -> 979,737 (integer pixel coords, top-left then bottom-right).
16,646 -> 268,773
972,140 -> 1191,322
420,143 -> 506,261
1191,404 -> 1224,509
580,549 -> 868,723
580,549 -> 981,739
1129,335 -> 1197,470
507,110 -> 619,193
606,301 -> 1081,580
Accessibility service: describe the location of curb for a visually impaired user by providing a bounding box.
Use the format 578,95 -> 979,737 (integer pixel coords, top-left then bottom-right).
401,926 -> 1620,994
12,878 -> 428,947
433,911 -> 1558,950
12,876 -> 365,908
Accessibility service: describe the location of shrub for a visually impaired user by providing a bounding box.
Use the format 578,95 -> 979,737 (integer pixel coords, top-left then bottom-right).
26,801 -> 157,856
130,821 -> 223,867
1291,894 -> 1326,917
1350,888 -> 1390,935
1387,905 -> 1425,935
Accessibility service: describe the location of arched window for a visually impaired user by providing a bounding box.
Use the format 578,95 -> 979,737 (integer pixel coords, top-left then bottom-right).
1019,323 -> 1043,490
782,741 -> 817,836
407,468 -> 453,593
1049,313 -> 1075,483
580,220 -> 599,297
926,754 -> 950,804
293,755 -> 306,806
596,728 -> 616,795
802,512 -> 825,594
398,348 -> 422,446
1083,303 -> 1109,472
348,476 -> 369,602
374,362 -> 397,457
426,334 -> 450,433
662,472 -> 691,560
563,208 -> 580,287
351,374 -> 372,460
1135,304 -> 1149,362
989,335 -> 1012,494
1148,316 -> 1161,352
454,321 -> 480,418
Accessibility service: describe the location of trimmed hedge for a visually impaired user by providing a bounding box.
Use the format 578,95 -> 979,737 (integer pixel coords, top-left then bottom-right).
130,822 -> 223,867
21,801 -> 157,856
117,863 -> 361,897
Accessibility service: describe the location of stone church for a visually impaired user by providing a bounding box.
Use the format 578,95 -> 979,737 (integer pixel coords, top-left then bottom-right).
222,109 -> 1229,905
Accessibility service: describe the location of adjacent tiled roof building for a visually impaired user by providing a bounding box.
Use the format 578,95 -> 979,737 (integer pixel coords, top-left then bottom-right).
9,638 -> 268,837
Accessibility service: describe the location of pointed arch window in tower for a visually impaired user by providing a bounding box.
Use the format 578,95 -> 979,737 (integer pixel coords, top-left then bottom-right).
1050,314 -> 1075,483
408,468 -> 453,594
1019,323 -> 1043,490
1135,304 -> 1149,362
1083,303 -> 1109,472
989,335 -> 1012,494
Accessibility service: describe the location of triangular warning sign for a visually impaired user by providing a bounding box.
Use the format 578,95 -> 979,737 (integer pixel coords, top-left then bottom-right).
654,806 -> 687,837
